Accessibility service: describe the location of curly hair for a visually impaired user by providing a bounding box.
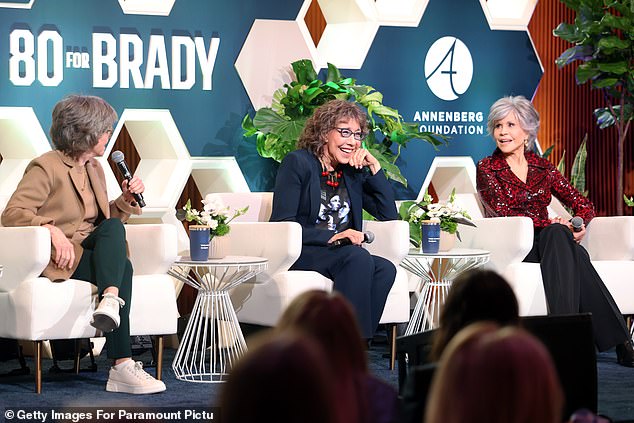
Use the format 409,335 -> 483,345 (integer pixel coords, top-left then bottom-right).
50,95 -> 117,160
487,95 -> 540,149
297,99 -> 368,157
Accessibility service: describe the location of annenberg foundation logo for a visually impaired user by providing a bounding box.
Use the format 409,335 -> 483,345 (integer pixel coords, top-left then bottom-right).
424,36 -> 473,101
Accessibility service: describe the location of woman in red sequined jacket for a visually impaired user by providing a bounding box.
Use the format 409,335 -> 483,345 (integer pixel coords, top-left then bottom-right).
476,95 -> 634,367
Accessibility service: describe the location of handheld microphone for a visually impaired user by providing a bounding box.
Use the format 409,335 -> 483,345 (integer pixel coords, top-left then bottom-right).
110,150 -> 146,208
570,216 -> 584,232
331,231 -> 375,247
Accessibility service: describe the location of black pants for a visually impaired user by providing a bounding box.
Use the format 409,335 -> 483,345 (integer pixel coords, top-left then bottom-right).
524,224 -> 628,351
291,244 -> 396,338
71,218 -> 133,359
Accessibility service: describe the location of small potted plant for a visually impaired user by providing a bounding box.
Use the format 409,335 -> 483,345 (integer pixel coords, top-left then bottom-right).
178,195 -> 248,259
402,189 -> 474,251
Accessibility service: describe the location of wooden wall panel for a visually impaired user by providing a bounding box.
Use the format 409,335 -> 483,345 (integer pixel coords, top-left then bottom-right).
529,1 -> 633,216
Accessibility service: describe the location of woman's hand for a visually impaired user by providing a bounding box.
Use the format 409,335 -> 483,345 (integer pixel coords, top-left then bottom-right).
550,216 -> 585,243
44,224 -> 75,269
122,176 -> 145,205
328,228 -> 365,246
349,148 -> 381,175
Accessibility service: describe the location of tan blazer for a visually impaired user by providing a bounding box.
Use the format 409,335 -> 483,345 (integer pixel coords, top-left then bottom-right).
1,150 -> 140,281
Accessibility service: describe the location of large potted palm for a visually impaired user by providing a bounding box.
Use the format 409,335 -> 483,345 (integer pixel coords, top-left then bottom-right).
554,0 -> 633,214
242,59 -> 446,187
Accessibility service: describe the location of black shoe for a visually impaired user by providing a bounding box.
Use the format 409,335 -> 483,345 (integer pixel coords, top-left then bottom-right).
616,340 -> 634,367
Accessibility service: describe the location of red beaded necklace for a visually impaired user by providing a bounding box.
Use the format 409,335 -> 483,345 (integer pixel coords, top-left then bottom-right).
319,156 -> 342,188
321,169 -> 343,187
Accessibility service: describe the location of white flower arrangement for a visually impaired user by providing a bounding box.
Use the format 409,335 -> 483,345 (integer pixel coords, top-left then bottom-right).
407,189 -> 473,235
179,195 -> 248,238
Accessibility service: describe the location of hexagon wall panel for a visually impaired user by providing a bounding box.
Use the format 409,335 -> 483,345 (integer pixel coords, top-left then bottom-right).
236,19 -> 321,110
316,0 -> 379,69
480,0 -> 538,30
0,107 -> 51,199
0,1 -> 35,9
117,0 -> 175,16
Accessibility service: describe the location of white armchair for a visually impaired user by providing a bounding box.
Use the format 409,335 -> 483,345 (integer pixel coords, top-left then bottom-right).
213,192 -> 411,368
457,216 -> 634,320
0,213 -> 179,393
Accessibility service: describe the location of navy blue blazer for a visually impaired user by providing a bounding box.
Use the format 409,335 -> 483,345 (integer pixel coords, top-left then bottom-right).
270,149 -> 398,246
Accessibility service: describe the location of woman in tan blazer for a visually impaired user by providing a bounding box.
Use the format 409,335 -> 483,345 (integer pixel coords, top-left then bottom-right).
1,95 -> 165,394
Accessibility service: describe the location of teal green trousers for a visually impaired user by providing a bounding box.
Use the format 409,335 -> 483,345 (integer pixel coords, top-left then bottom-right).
72,218 -> 133,359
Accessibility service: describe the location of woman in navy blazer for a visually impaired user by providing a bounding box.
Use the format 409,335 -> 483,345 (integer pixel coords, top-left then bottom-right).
270,99 -> 399,339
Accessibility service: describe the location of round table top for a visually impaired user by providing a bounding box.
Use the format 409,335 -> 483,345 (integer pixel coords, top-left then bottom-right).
175,255 -> 268,267
407,248 -> 490,259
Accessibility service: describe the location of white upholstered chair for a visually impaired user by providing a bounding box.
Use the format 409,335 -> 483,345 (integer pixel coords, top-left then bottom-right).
0,194 -> 179,393
213,192 -> 410,368
457,215 -> 634,323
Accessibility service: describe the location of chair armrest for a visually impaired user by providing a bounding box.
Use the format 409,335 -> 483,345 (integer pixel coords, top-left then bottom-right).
0,226 -> 51,292
226,222 -> 302,273
125,224 -> 178,275
458,216 -> 534,273
582,216 -> 634,260
363,220 -> 410,265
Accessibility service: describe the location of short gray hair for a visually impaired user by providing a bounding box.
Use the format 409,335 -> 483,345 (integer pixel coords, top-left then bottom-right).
50,95 -> 117,160
487,95 -> 540,149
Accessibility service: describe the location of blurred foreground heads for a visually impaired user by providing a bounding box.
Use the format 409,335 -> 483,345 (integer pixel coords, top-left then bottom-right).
426,322 -> 564,423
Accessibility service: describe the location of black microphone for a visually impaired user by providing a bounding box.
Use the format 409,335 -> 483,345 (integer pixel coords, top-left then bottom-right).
110,150 -> 145,208
570,216 -> 584,232
331,231 -> 375,247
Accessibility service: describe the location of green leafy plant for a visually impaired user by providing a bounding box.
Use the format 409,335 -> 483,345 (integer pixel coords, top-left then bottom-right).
553,0 -> 633,214
542,134 -> 589,196
242,59 -> 447,186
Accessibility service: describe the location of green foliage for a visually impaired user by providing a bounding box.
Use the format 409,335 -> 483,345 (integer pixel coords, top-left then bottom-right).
553,0 -> 634,213
541,135 -> 588,197
242,59 -> 447,186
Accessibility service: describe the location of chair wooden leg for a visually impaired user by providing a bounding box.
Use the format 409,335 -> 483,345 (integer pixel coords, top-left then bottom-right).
390,325 -> 397,371
155,335 -> 164,380
73,339 -> 81,374
34,341 -> 42,394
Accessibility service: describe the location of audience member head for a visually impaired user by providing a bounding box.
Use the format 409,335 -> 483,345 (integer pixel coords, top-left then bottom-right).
430,268 -> 519,360
220,331 -> 335,423
298,99 -> 368,158
487,95 -> 540,149
50,95 -> 117,161
276,290 -> 369,423
426,323 -> 564,423
277,289 -> 367,373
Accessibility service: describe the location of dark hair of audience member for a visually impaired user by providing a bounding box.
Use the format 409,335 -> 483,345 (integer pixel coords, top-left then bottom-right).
220,331 -> 336,423
426,322 -> 564,423
276,290 -> 370,423
430,268 -> 520,360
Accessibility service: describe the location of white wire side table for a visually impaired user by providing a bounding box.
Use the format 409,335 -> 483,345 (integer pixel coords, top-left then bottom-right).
400,248 -> 489,335
167,255 -> 268,383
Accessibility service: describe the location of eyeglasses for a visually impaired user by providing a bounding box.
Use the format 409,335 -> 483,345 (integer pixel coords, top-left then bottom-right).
334,128 -> 366,141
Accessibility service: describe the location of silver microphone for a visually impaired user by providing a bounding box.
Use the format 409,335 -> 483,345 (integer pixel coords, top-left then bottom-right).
570,216 -> 584,232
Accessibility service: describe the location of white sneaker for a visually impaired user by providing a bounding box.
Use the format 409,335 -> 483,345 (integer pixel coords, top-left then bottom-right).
91,293 -> 125,333
106,360 -> 166,394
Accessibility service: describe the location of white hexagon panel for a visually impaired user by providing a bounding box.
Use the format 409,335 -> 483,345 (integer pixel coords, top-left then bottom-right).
0,107 -> 51,200
101,109 -> 192,220
418,156 -> 484,219
480,0 -> 538,31
374,0 -> 429,27
0,1 -> 35,9
118,0 -> 175,16
316,0 -> 379,69
236,19 -> 322,110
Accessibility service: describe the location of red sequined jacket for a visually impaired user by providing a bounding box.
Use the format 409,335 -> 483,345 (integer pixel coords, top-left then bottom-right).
476,149 -> 595,228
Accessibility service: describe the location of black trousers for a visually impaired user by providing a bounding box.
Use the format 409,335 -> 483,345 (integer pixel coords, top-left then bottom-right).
291,244 -> 396,338
71,218 -> 133,359
524,224 -> 629,351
